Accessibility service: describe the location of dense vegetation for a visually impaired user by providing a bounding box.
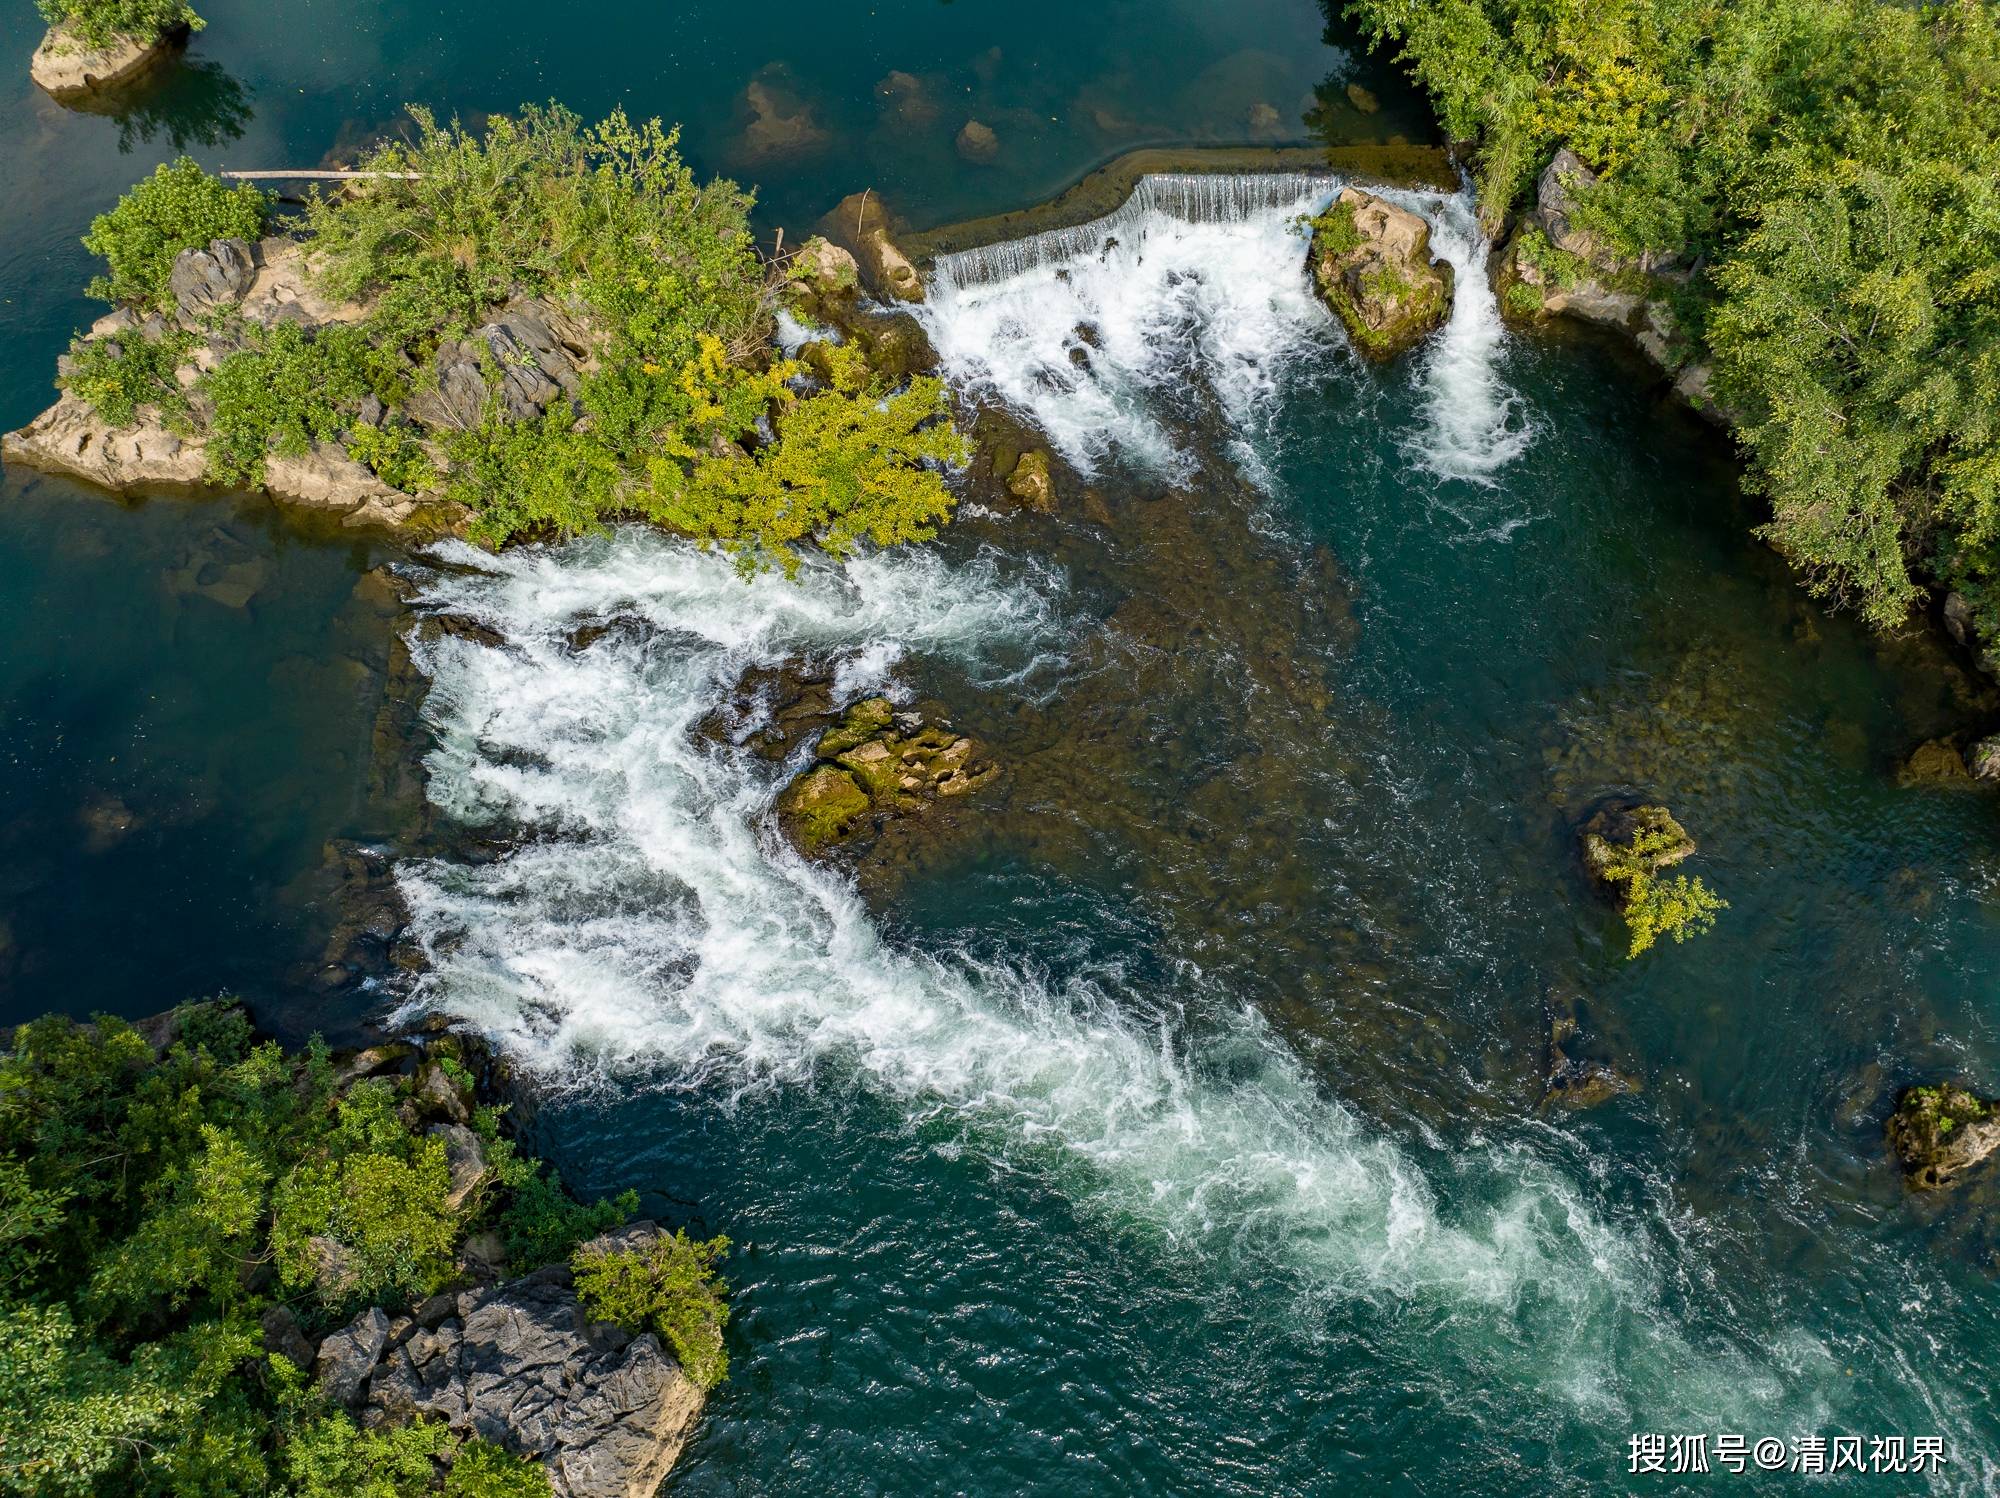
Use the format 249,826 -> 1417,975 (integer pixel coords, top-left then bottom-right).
0,1002 -> 718,1496
36,0 -> 199,50
1340,0 -> 2000,632
67,107 -> 961,568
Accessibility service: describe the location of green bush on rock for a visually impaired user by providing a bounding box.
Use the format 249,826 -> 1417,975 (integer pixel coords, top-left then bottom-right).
81,156 -> 265,312
572,1229 -> 732,1392
0,1002 -> 668,1495
36,0 -> 201,50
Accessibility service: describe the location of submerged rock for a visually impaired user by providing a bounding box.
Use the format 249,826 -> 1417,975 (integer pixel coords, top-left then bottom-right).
30,21 -> 181,97
1886,1083 -> 2000,1191
1306,188 -> 1451,361
776,696 -> 998,854
956,120 -> 1000,163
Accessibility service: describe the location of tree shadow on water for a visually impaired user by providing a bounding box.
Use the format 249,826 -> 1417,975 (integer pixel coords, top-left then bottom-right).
59,54 -> 255,154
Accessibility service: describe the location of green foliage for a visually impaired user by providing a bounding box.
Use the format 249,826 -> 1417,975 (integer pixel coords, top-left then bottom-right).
345,422 -> 439,494
36,0 -> 201,50
0,1004 -> 649,1494
648,341 -> 965,575
1340,0 -> 2000,631
495,1167 -> 639,1268
1303,199 -> 1365,254
1594,827 -> 1727,957
270,1081 -> 459,1308
81,157 -> 265,311
60,326 -> 194,430
571,1230 -> 731,1391
203,322 -> 391,486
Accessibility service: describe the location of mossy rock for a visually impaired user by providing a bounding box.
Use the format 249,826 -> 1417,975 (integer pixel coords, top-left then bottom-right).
1886,1083 -> 2000,1190
775,695 -> 998,857
1308,188 -> 1452,361
776,763 -> 872,851
1898,737 -> 1973,786
1005,449 -> 1056,511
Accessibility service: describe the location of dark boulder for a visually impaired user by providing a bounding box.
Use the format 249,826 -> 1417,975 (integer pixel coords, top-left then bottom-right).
169,238 -> 257,320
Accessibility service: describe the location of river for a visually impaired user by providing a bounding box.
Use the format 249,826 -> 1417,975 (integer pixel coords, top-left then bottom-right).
4,1 -> 2000,1492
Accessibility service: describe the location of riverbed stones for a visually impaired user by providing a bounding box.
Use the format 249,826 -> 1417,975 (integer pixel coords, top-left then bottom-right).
30,21 -> 181,97
1886,1083 -> 2000,1191
1307,188 -> 1451,361
1005,448 -> 1056,510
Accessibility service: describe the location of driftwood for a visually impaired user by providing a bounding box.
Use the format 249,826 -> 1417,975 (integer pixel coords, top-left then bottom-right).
221,170 -> 421,181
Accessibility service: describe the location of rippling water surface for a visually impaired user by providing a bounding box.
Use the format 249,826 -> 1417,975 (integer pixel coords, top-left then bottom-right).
5,1 -> 2000,1491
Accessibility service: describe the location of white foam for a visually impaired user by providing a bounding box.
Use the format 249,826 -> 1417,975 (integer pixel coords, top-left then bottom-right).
395,526 -> 1833,1434
1375,185 -> 1535,484
919,175 -> 1341,481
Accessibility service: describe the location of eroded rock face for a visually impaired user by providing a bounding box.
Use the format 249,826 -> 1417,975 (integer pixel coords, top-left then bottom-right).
776,696 -> 998,853
30,22 -> 179,97
1535,148 -> 1607,266
1,394 -> 208,490
1886,1084 -> 2000,1191
359,1227 -> 704,1498
409,306 -> 583,430
1307,188 -> 1451,361
169,238 -> 258,319
827,191 -> 925,303
318,1307 -> 391,1407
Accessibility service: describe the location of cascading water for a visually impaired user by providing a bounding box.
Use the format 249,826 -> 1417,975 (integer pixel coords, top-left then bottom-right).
393,529 -> 1844,1440
389,175 -> 1993,1487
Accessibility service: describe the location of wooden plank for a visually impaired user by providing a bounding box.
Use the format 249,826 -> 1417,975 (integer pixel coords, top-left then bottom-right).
219,169 -> 421,181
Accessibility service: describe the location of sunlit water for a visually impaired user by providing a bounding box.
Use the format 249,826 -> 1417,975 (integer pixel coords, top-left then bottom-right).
6,2 -> 2000,1491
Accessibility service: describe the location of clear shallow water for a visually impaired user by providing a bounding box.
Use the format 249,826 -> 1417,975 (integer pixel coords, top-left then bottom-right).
6,3 -> 2000,1492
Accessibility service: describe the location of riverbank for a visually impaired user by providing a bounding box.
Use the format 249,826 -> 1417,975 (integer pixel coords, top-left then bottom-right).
0,997 -> 723,1495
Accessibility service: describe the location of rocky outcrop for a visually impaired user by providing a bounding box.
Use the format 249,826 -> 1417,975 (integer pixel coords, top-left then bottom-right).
169,237 -> 257,319
357,1227 -> 704,1498
30,21 -> 181,97
776,696 -> 997,853
1004,449 -> 1055,511
825,192 -> 925,303
1,232 -> 501,532
1969,735 -> 2000,782
408,304 -> 584,430
2,394 -> 208,489
1886,1084 -> 2000,1191
1541,1012 -> 1639,1111
1898,737 -> 1975,786
1307,188 -> 1451,361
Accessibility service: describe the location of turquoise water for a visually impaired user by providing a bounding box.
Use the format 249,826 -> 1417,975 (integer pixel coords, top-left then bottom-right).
6,1 -> 2000,1492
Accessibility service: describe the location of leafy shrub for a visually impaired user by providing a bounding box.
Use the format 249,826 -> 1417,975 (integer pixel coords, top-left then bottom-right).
36,0 -> 201,49
345,422 -> 439,493
60,326 -> 193,429
203,322 -> 388,485
270,1081 -> 459,1308
572,1230 -> 731,1390
1594,826 -> 1727,958
1303,199 -> 1364,254
82,157 -> 265,311
649,341 -> 964,574
495,1167 -> 639,1268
